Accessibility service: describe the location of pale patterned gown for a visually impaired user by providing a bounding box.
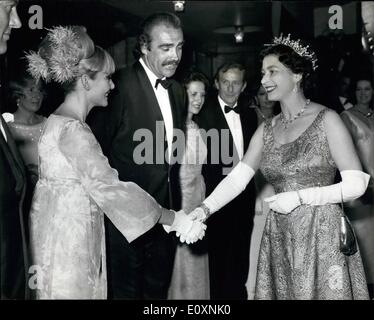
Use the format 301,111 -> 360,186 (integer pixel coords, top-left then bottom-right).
29,115 -> 163,299
255,108 -> 369,300
168,120 -> 210,299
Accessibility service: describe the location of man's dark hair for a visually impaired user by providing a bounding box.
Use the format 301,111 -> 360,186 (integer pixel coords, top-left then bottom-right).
133,12 -> 182,59
214,62 -> 246,82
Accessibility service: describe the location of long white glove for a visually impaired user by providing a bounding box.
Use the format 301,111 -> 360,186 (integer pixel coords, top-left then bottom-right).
264,170 -> 370,214
190,161 -> 255,221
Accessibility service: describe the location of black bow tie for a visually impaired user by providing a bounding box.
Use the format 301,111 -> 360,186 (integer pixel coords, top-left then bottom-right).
224,105 -> 240,114
155,78 -> 171,89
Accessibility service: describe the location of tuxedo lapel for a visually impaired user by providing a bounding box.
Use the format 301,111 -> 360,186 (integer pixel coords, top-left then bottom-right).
210,97 -> 239,162
168,82 -> 187,131
167,86 -> 179,159
135,62 -> 174,167
213,97 -> 230,131
2,117 -> 25,175
239,106 -> 255,151
0,117 -> 25,193
134,62 -> 164,123
168,86 -> 178,129
134,61 -> 186,131
215,98 -> 257,162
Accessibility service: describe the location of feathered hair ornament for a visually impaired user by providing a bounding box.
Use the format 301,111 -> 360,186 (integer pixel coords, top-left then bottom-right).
26,26 -> 83,84
26,51 -> 50,82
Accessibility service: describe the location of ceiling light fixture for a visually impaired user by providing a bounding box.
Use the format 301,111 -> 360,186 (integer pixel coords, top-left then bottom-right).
234,26 -> 244,43
173,1 -> 185,12
214,26 -> 263,44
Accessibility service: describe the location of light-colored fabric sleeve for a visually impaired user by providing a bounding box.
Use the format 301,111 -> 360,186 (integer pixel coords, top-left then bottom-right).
59,120 -> 164,242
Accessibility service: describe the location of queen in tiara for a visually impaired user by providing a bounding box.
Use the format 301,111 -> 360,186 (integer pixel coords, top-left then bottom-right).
26,25 -> 205,299
188,34 -> 370,299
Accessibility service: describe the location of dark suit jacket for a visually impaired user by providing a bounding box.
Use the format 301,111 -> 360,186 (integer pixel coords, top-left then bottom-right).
194,94 -> 257,203
0,116 -> 28,299
88,61 -> 187,210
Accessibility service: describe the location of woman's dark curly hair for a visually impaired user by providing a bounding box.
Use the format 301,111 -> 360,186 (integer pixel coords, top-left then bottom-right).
260,44 -> 315,93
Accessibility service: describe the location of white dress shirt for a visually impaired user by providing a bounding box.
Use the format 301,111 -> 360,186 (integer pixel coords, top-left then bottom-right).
218,96 -> 244,160
139,58 -> 174,161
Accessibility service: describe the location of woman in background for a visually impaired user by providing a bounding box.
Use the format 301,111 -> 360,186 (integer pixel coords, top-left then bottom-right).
251,84 -> 280,126
341,77 -> 374,299
2,72 -> 46,247
3,72 -> 46,188
168,71 -> 210,299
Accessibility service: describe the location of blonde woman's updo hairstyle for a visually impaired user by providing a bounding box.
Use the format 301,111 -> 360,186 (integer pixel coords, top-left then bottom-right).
26,25 -> 115,93
81,45 -> 115,79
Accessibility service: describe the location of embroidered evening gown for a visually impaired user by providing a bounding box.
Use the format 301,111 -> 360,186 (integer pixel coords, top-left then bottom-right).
254,108 -> 369,300
168,120 -> 210,299
29,115 -> 163,299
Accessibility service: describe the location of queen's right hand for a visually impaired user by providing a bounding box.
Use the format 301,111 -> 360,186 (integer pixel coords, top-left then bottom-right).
189,207 -> 207,222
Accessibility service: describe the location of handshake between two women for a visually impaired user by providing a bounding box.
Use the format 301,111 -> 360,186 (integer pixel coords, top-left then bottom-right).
163,207 -> 209,244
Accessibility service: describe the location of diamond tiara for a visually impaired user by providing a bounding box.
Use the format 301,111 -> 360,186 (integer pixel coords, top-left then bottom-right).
271,33 -> 318,71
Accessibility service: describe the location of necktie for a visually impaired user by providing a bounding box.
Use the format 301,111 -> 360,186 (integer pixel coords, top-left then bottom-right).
224,105 -> 240,114
155,78 -> 172,89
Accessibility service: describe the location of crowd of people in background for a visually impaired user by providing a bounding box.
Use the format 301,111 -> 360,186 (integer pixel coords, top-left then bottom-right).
1,0 -> 373,300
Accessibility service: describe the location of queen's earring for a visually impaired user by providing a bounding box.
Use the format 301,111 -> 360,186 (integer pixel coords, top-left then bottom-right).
293,76 -> 302,93
293,79 -> 301,93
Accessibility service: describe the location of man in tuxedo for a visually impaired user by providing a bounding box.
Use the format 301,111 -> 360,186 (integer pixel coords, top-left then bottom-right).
88,12 -> 186,299
0,0 -> 28,300
194,62 -> 257,300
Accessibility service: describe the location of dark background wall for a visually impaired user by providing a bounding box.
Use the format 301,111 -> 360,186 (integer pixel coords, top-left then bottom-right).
1,1 -> 373,115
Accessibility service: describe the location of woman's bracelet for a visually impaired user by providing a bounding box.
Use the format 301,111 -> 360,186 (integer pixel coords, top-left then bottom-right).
200,203 -> 211,221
